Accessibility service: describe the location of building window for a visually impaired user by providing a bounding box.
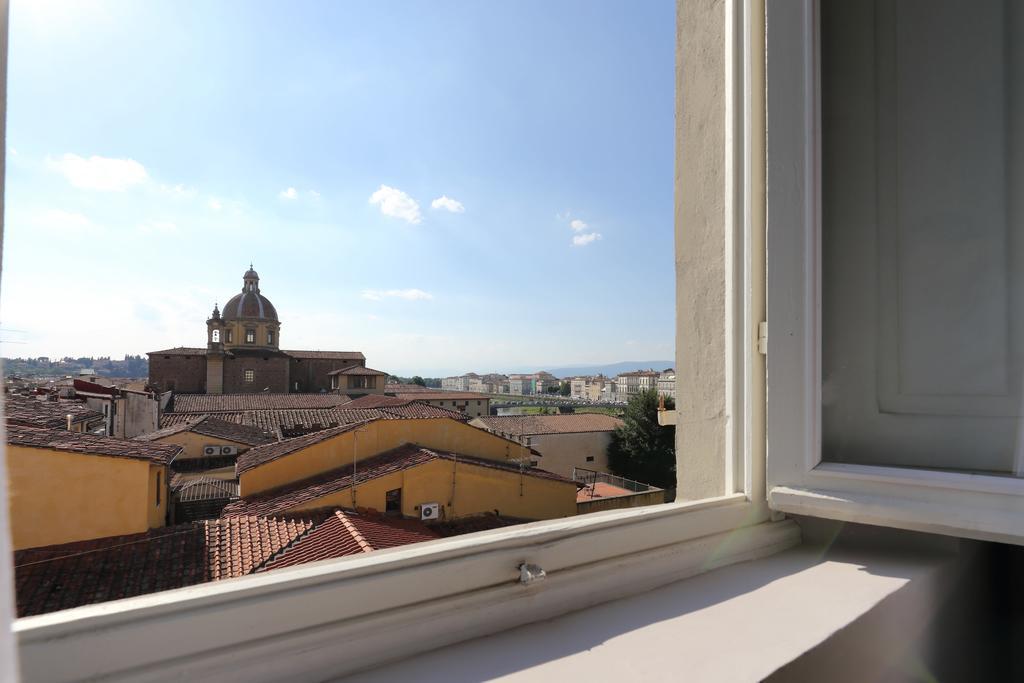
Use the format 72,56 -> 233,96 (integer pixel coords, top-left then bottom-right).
267,331 -> 274,345
586,456 -> 595,462
245,329 -> 255,343
244,369 -> 255,383
385,488 -> 401,515
211,329 -> 220,343
226,330 -> 233,343
331,376 -> 339,390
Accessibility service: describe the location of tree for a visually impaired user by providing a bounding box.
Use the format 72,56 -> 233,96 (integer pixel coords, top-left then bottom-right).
411,376 -> 427,386
606,389 -> 676,489
558,381 -> 571,396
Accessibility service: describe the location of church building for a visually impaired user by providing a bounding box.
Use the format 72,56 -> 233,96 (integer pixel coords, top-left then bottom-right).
148,267 -> 387,395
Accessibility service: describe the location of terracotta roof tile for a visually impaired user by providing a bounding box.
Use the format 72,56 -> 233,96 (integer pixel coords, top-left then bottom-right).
225,444 -> 572,518
6,425 -> 180,465
135,415 -> 275,446
284,350 -> 366,360
5,397 -> 104,429
13,509 -> 435,617
13,515 -> 316,617
326,366 -> 388,376
473,414 -> 624,436
147,347 -> 206,356
260,510 -> 438,571
170,393 -> 351,413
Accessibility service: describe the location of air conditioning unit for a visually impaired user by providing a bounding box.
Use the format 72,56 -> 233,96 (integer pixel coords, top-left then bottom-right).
420,502 -> 440,521
220,445 -> 239,456
203,445 -> 220,457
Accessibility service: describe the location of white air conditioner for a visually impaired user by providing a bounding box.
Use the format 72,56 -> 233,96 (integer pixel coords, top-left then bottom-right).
420,502 -> 440,521
203,445 -> 220,457
220,445 -> 239,456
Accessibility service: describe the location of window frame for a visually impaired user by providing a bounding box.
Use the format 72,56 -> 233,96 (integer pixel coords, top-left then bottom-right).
5,2 -> 798,679
764,0 -> 1024,545
243,369 -> 255,383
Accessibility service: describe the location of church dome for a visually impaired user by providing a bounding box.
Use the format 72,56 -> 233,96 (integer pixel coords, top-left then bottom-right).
223,266 -> 279,321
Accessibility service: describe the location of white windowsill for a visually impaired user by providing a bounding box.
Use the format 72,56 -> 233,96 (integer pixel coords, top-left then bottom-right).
343,541 -> 959,682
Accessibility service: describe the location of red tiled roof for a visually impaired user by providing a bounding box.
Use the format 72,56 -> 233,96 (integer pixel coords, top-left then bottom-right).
225,444 -> 572,518
147,347 -> 205,356
13,515 -> 316,617
284,350 -> 366,360
170,393 -> 352,413
5,397 -> 104,429
135,415 -> 275,446
160,403 -> 468,436
327,366 -> 388,376
472,414 -> 624,436
345,395 -> 410,408
261,510 -> 438,570
6,425 -> 180,465
14,509 -> 435,617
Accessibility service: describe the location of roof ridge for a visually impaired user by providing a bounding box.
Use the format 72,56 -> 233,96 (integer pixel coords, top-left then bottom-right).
334,510 -> 374,553
250,514 -> 323,572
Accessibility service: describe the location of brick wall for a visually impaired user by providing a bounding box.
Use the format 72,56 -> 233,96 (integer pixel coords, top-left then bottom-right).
148,354 -> 207,393
223,353 -> 290,393
288,358 -> 363,393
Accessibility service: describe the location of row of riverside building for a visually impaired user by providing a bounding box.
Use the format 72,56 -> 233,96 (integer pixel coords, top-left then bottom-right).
441,368 -> 677,402
4,266 -> 668,617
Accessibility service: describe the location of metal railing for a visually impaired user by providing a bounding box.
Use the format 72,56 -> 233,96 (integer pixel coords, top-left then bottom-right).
572,467 -> 658,493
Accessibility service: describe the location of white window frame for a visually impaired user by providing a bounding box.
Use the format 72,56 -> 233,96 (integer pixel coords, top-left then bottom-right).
764,0 -> 1024,546
5,3 -> 799,680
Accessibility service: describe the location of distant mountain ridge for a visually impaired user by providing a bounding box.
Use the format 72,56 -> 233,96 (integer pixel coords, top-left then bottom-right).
504,360 -> 674,379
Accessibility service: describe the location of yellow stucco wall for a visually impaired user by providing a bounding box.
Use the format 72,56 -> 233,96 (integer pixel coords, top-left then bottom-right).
147,430 -> 251,460
529,431 -> 613,478
241,418 -> 534,496
6,445 -> 167,550
285,458 -> 577,521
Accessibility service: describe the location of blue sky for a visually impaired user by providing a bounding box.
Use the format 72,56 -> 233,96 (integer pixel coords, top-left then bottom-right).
1,0 -> 675,377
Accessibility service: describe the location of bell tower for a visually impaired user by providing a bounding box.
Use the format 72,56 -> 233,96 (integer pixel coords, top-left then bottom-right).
205,303 -> 225,394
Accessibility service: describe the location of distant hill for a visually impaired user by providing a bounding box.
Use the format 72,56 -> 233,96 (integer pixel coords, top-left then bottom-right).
525,361 -> 674,379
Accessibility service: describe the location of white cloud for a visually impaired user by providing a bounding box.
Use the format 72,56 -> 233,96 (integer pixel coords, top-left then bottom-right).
138,220 -> 177,234
48,153 -> 148,191
572,232 -> 602,247
208,198 -> 223,210
280,187 -> 298,200
570,218 -> 588,232
308,190 -> 321,199
431,195 -> 465,213
32,209 -> 94,233
160,183 -> 197,198
369,185 -> 422,224
360,288 -> 434,302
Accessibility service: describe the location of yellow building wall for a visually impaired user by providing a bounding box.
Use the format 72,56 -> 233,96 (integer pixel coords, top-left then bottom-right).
285,458 -> 577,521
241,418 -> 533,496
6,446 -> 166,550
147,430 -> 251,460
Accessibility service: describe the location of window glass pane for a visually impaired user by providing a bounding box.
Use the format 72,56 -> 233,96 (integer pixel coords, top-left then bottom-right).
821,0 -> 1024,475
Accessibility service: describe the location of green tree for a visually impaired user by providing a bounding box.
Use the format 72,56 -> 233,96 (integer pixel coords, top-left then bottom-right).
558,381 -> 571,396
606,389 -> 676,489
411,376 -> 427,386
